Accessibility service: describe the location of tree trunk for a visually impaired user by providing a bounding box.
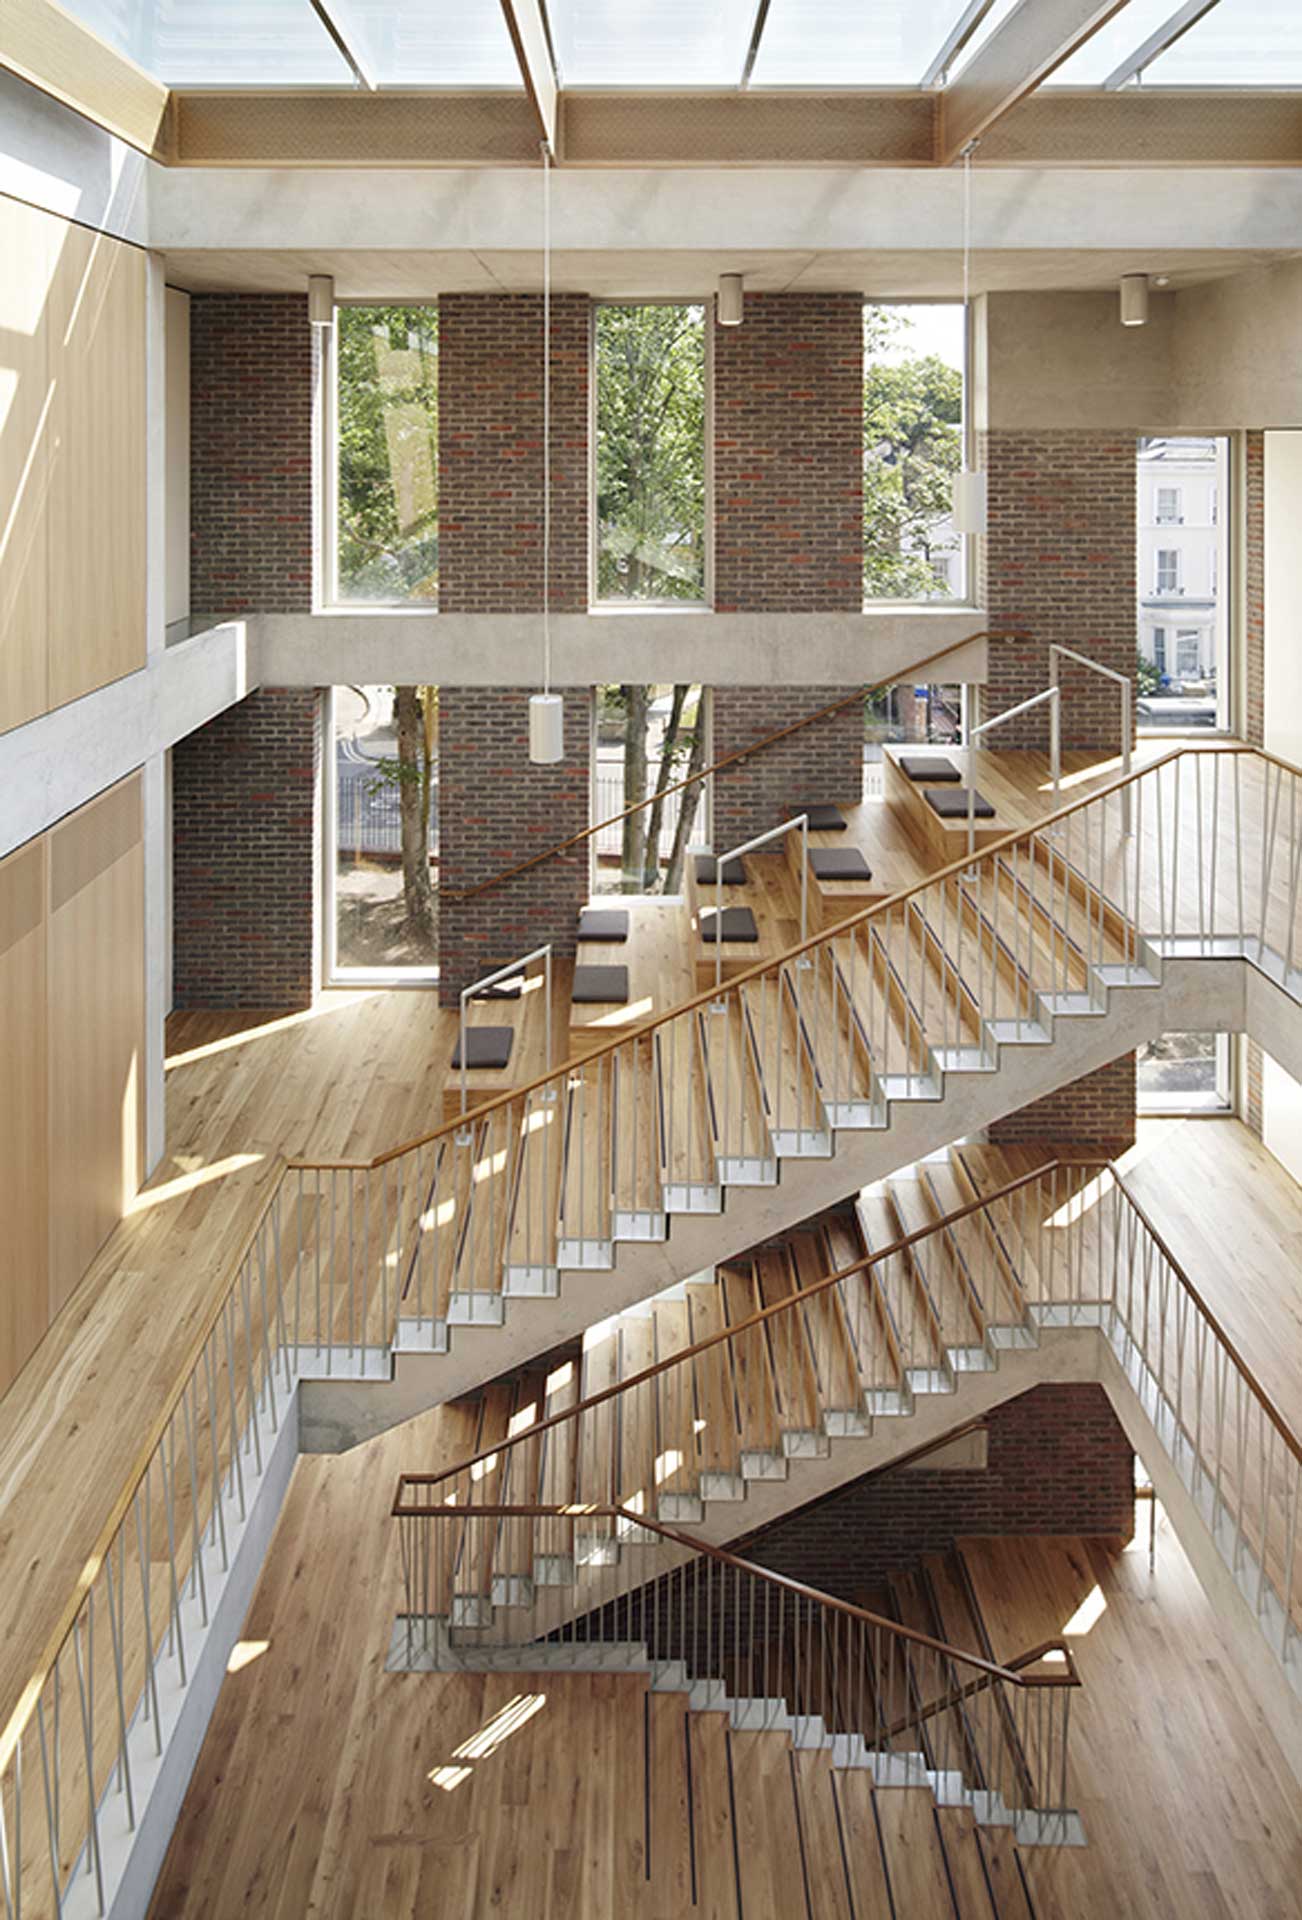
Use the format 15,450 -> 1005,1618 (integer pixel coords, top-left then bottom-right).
663,702 -> 708,895
619,684 -> 650,892
641,683 -> 689,889
395,684 -> 435,943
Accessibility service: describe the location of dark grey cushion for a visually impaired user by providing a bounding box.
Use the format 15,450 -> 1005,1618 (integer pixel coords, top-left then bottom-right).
926,788 -> 995,820
572,964 -> 630,1004
695,853 -> 746,886
809,848 -> 873,881
700,906 -> 760,944
900,754 -> 961,783
451,1027 -> 515,1071
789,804 -> 847,831
577,909 -> 630,943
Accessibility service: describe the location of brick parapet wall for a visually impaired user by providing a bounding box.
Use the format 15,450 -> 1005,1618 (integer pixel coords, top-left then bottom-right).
437,686 -> 591,1004
987,1055 -> 1137,1152
1244,430 -> 1264,747
736,1385 -> 1134,1598
173,688 -> 319,1008
438,294 -> 589,613
979,429 -> 1137,752
714,294 -> 863,613
190,294 -> 313,615
710,687 -> 864,849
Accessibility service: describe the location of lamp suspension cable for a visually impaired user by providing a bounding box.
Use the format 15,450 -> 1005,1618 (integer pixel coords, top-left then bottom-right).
529,140 -> 564,764
542,137 -> 551,698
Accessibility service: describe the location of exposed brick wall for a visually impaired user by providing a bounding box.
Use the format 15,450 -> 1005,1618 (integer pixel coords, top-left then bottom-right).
437,686 -> 591,1004
738,1386 -> 1134,1599
710,687 -> 864,848
987,1055 -> 1136,1153
173,689 -> 319,1008
980,430 -> 1137,751
438,294 -> 588,613
1244,429 -> 1264,747
565,1386 -> 1132,1669
714,294 -> 863,613
190,295 -> 313,615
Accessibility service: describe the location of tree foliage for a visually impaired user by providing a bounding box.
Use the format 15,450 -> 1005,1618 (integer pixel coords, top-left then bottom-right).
596,306 -> 706,602
336,306 -> 438,604
863,307 -> 962,601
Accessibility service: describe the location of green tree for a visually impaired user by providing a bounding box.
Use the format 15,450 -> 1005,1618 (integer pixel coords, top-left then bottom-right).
364,685 -> 438,956
595,306 -> 706,602
863,308 -> 962,600
336,306 -> 438,603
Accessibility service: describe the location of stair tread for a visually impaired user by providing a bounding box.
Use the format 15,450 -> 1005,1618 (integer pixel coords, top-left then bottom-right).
922,1158 -> 1028,1330
719,1264 -> 783,1457
647,1692 -> 694,1918
686,1709 -> 739,1917
888,1174 -> 986,1350
754,1246 -> 823,1434
858,1190 -> 947,1374
787,1228 -> 864,1415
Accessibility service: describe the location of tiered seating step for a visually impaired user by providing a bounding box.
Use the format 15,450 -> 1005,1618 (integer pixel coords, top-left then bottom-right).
695,854 -> 746,886
572,965 -> 630,1005
899,754 -> 962,783
577,908 -> 630,943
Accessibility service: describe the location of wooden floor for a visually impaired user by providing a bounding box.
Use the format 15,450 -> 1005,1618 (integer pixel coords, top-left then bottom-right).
149,1448 -> 1302,1917
0,741 -> 1287,1779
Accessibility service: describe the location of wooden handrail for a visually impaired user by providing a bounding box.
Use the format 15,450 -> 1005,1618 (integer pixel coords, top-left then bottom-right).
442,632 -> 1031,903
391,1158 -> 1083,1501
875,1639 -> 1084,1744
0,1156 -> 288,1776
1108,1161 -> 1302,1468
389,1497 -> 1082,1693
294,734 -> 1210,1173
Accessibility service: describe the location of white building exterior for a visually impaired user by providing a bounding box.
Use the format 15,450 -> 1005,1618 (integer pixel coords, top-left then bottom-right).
1137,435 -> 1230,728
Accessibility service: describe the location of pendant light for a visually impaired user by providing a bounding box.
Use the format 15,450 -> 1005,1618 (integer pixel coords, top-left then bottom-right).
717,273 -> 744,327
530,141 -> 564,764
951,142 -> 987,537
1119,273 -> 1150,328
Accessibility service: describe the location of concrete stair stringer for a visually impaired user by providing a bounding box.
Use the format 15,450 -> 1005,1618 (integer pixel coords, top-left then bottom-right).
301,953 -> 1251,1448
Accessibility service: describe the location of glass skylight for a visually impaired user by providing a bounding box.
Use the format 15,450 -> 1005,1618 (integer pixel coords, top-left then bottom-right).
60,1 -> 352,86
57,0 -> 523,87
750,0 -> 988,89
549,0 -> 756,89
334,0 -> 524,88
1140,0 -> 1302,87
1049,0 -> 1201,87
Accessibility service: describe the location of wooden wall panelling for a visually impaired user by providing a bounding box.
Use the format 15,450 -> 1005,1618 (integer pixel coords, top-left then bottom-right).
46,219 -> 147,711
46,774 -> 145,1316
0,840 -> 49,1397
0,198 -> 53,735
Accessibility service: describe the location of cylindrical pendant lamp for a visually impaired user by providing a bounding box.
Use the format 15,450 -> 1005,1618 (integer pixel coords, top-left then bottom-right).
529,692 -> 564,765
307,274 -> 334,328
717,274 -> 744,327
952,467 -> 988,536
1120,274 -> 1150,328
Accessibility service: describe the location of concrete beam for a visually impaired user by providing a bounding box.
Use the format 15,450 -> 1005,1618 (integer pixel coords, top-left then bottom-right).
938,0 -> 1134,164
250,610 -> 992,691
0,622 -> 252,862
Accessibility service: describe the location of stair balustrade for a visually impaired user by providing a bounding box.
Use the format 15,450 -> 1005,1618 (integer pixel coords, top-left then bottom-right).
391,1498 -> 1083,1843
7,745 -> 1302,1918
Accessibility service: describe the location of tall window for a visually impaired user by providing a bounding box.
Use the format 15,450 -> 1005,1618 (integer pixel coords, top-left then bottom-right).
594,304 -> 706,604
864,304 -> 965,604
326,685 -> 438,977
592,684 -> 708,894
334,305 -> 438,604
1137,436 -> 1230,733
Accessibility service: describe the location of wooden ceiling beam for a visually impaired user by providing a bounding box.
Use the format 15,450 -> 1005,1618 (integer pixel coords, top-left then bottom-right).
498,0 -> 558,154
1,0 -> 170,156
937,0 -> 1134,164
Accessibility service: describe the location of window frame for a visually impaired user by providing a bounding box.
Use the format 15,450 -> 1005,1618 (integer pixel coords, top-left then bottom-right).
589,298 -> 714,613
319,299 -> 440,615
1155,548 -> 1182,595
1155,484 -> 1183,525
1137,1032 -> 1234,1117
861,298 -> 974,611
321,685 -> 440,988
